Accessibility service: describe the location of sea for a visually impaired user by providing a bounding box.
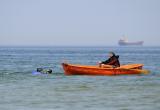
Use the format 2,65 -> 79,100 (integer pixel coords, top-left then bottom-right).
0,46 -> 160,110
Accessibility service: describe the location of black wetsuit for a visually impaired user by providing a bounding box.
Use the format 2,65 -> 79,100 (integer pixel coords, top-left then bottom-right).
101,55 -> 120,67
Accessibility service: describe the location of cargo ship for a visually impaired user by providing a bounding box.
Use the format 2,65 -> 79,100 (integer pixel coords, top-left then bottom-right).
118,38 -> 144,46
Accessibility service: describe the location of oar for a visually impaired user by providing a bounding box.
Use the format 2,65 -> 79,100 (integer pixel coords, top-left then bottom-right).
133,69 -> 150,74
124,69 -> 151,74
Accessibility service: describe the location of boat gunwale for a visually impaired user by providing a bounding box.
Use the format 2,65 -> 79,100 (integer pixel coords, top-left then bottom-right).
63,63 -> 143,70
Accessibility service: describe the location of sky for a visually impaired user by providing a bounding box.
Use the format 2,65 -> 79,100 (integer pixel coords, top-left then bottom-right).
0,0 -> 160,46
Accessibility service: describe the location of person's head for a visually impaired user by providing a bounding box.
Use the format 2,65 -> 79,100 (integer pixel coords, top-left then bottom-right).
47,69 -> 52,74
108,52 -> 115,58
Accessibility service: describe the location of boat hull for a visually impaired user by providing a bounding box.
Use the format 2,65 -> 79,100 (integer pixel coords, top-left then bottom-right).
62,63 -> 144,76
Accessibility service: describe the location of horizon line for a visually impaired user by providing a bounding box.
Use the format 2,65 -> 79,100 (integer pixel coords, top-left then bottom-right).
0,45 -> 159,47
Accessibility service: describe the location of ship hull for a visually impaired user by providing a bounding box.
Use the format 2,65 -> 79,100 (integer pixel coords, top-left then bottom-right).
119,41 -> 143,46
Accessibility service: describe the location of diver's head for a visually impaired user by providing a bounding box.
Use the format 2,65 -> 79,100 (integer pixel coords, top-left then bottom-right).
48,69 -> 52,74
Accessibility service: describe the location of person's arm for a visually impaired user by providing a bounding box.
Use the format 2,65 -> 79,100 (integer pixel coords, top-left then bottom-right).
101,59 -> 110,64
107,58 -> 117,65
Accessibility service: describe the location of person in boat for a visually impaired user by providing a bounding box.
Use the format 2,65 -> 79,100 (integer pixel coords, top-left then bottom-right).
99,52 -> 120,68
37,68 -> 52,74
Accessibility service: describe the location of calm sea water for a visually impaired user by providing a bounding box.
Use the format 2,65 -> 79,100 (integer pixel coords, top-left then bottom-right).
0,46 -> 160,110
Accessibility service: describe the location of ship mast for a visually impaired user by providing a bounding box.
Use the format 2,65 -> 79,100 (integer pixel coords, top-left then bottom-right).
122,35 -> 128,42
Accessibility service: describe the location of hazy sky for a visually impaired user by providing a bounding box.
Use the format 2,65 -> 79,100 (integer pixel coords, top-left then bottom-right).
0,0 -> 160,46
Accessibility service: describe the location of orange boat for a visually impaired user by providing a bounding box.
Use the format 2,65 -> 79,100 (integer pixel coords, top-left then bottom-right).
62,63 -> 148,76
